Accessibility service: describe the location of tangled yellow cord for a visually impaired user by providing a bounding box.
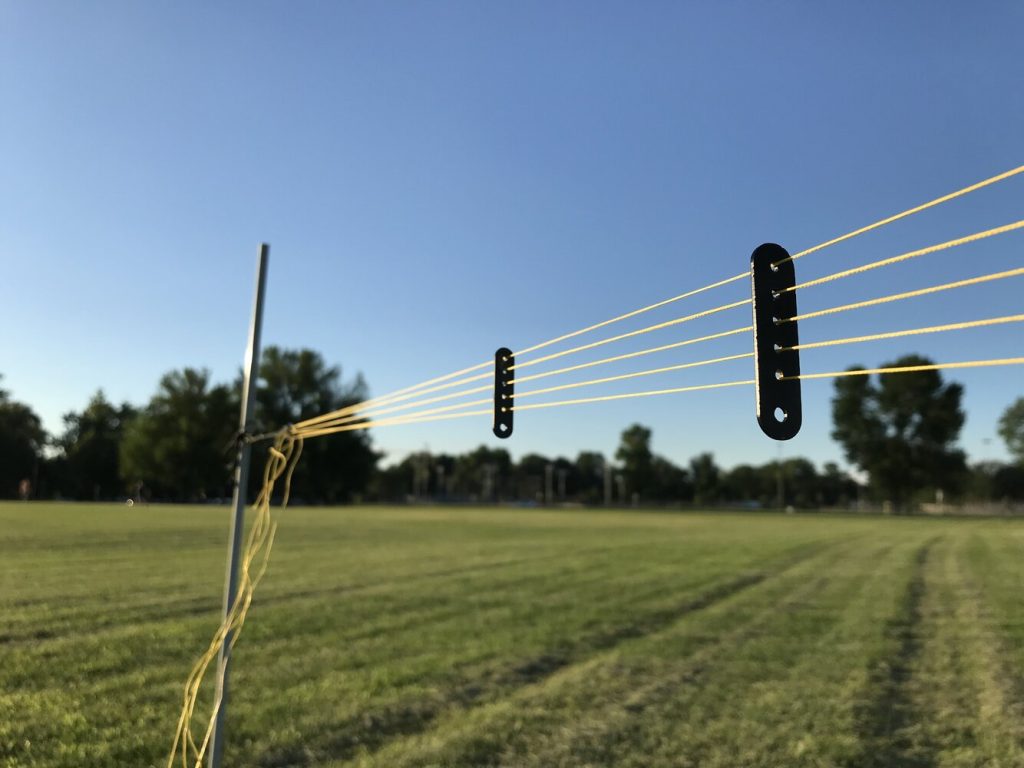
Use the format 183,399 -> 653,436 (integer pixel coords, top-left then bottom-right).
167,430 -> 303,768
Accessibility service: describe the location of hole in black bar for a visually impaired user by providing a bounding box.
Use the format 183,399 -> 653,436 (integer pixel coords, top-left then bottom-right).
775,370 -> 784,380
774,407 -> 787,422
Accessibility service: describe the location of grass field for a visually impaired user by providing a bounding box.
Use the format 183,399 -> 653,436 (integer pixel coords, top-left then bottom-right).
3,504 -> 1024,767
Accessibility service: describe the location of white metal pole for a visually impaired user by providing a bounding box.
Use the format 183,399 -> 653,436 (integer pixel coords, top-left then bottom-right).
209,243 -> 270,768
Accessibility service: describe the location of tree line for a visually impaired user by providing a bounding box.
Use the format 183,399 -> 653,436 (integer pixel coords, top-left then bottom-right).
1,349 -> 1022,510
373,427 -> 862,509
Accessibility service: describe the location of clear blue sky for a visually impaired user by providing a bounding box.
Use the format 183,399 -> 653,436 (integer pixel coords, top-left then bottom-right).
2,1 -> 1021,472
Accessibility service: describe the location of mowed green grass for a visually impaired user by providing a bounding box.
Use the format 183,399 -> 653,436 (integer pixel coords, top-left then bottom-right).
3,504 -> 1024,767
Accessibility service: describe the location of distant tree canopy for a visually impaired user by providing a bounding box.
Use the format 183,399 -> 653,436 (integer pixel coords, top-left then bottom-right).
969,460 -> 1024,503
110,348 -> 383,503
0,376 -> 46,498
373,445 -> 513,501
690,452 -> 720,506
57,391 -> 136,500
247,347 -> 380,504
615,424 -> 655,497
2,346 -> 1010,509
574,451 -> 608,505
718,459 -> 859,509
120,368 -> 237,501
831,354 -> 966,509
368,427 -> 862,509
615,423 -> 692,503
998,397 -> 1024,465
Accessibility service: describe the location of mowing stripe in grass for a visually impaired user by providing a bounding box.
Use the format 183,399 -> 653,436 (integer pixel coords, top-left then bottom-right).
234,544 -> 830,766
482,539 -> 910,768
841,538 -> 938,768
345,537 -> 857,768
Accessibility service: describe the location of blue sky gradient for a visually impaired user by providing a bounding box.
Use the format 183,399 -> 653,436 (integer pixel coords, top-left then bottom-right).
2,2 -> 1022,470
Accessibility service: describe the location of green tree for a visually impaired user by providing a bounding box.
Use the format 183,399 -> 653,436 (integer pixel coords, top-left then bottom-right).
967,461 -> 1024,502
0,376 -> 46,498
992,464 -> 1024,500
831,354 -> 966,509
574,451 -> 607,504
58,391 -> 136,500
249,347 -> 379,503
371,462 -> 413,501
690,452 -> 721,505
819,462 -> 860,507
515,452 -> 551,502
998,397 -> 1024,464
651,455 -> 690,503
549,456 -> 576,502
723,464 -> 767,506
370,451 -> 428,500
615,424 -> 656,500
452,446 -> 512,500
778,457 -> 820,508
431,453 -> 457,500
612,425 -> 692,504
121,368 -> 237,501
